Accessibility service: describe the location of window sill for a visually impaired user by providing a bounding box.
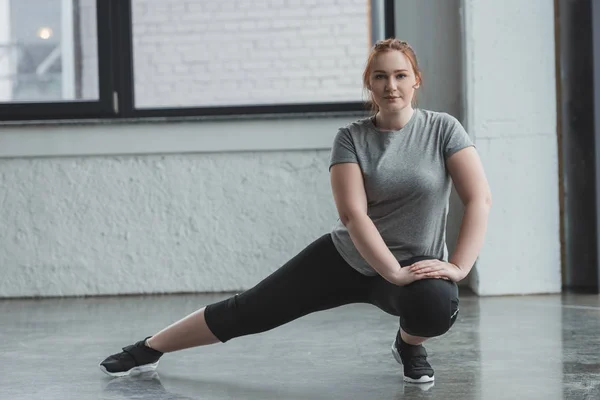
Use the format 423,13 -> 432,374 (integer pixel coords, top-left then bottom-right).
0,111 -> 367,159
0,110 -> 368,128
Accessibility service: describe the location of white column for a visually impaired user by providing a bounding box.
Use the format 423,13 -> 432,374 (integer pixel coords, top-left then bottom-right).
61,0 -> 75,100
461,0 -> 561,295
0,0 -> 12,101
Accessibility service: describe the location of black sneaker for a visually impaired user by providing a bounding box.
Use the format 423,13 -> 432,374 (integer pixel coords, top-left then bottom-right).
99,337 -> 163,377
391,332 -> 435,383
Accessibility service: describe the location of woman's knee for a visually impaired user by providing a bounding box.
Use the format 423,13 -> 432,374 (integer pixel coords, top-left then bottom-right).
400,279 -> 460,337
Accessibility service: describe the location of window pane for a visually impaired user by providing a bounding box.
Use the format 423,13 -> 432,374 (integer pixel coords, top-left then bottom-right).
132,0 -> 370,109
0,0 -> 99,103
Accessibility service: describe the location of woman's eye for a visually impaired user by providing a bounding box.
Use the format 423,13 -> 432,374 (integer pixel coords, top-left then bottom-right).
375,75 -> 385,79
397,74 -> 407,79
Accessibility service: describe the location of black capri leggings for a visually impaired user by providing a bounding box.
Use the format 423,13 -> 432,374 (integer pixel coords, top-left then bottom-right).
204,233 -> 460,342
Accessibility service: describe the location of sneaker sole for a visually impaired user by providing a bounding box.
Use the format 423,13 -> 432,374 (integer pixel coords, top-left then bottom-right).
98,361 -> 159,378
391,342 -> 435,384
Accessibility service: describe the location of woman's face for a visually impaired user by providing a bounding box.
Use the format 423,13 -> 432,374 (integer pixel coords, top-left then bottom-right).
368,51 -> 420,113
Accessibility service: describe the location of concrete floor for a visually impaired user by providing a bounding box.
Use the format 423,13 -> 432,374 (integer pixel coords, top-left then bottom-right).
0,291 -> 599,400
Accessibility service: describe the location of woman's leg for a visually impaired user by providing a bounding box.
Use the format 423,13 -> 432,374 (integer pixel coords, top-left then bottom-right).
100,233 -> 369,376
146,307 -> 219,353
366,256 -> 460,383
149,254 -> 459,353
148,233 -> 369,352
201,233 -> 369,343
400,331 -> 428,346
367,256 -> 460,339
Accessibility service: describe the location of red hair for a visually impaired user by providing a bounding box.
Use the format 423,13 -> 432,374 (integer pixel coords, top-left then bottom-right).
362,38 -> 423,114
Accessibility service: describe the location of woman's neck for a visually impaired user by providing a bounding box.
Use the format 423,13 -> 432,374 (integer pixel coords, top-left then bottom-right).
375,107 -> 415,131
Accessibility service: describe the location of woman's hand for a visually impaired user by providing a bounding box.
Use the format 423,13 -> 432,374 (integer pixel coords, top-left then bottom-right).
408,260 -> 465,283
388,266 -> 430,286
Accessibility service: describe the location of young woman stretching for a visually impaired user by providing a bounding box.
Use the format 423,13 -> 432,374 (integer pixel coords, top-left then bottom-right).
99,38 -> 492,384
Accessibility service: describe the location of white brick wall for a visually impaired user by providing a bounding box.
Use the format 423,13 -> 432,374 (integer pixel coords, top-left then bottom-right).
131,0 -> 369,108
0,150 -> 338,297
77,0 -> 369,107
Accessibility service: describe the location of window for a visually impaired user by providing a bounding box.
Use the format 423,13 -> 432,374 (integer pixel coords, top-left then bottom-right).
0,0 -> 112,120
3,0 -> 99,102
0,0 -> 394,121
131,0 -> 370,109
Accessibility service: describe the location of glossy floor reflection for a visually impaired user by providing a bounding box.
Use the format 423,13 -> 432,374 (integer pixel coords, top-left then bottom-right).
0,290 -> 599,400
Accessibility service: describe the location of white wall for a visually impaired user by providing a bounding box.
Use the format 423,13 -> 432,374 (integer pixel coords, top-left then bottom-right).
0,115 -> 355,298
0,135 -> 339,297
0,0 -> 561,298
462,0 -> 561,295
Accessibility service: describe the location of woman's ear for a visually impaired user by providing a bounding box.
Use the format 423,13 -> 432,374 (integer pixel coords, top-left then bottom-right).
414,76 -> 422,89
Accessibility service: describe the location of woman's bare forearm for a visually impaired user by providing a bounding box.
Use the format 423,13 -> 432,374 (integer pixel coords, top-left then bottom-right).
345,213 -> 402,283
449,200 -> 491,279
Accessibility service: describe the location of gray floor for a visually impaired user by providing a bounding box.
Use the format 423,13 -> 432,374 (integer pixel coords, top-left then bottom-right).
1,291 -> 599,400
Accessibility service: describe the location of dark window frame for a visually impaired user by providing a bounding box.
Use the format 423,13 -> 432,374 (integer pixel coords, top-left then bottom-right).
0,0 -> 396,122
0,0 -> 115,121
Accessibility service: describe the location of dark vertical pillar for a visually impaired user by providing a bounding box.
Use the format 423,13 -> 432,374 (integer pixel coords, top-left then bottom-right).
384,0 -> 395,39
592,0 -> 600,292
557,0 -> 599,292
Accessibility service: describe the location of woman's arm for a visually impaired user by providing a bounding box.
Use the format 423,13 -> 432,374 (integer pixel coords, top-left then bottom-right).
445,146 -> 492,279
330,163 -> 422,286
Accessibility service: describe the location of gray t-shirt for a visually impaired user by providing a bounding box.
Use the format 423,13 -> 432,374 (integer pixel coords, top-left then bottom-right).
329,108 -> 474,276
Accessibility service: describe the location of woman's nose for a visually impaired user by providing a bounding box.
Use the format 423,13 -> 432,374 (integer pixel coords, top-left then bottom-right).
385,78 -> 397,91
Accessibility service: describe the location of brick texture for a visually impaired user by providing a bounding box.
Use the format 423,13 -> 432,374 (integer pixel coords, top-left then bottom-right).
80,0 -> 370,107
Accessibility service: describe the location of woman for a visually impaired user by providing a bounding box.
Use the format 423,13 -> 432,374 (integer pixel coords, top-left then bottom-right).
99,38 -> 492,384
